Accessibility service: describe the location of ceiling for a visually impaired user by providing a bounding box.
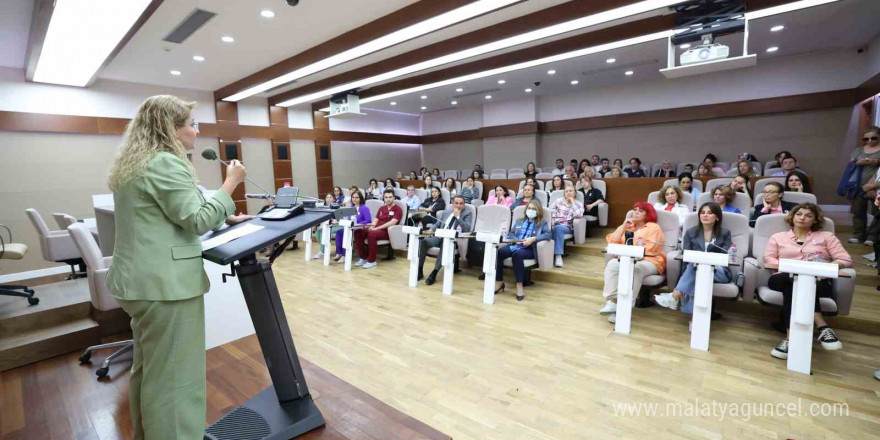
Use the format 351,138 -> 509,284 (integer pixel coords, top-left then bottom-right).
359,0 -> 879,115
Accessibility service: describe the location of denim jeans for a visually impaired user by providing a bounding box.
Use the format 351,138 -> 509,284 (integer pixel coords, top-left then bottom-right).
676,263 -> 731,314
552,224 -> 572,255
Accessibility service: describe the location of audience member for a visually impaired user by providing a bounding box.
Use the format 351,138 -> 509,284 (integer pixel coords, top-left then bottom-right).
413,186 -> 446,227
609,166 -> 624,178
736,160 -> 757,177
353,190 -> 402,269
549,175 -> 566,192
599,202 -> 666,323
653,185 -> 689,226
345,186 -> 360,206
494,199 -> 551,301
598,158 -> 612,177
365,179 -> 381,200
551,158 -> 565,175
333,190 -> 371,263
738,152 -> 759,163
431,168 -> 442,179
460,177 -> 479,204
313,193 -> 344,259
419,166 -> 428,177
654,160 -> 676,177
525,162 -> 538,179
384,178 -> 397,193
771,151 -> 792,169
474,164 -> 483,174
332,186 -> 345,204
396,171 -> 404,181
514,184 -> 537,207
417,195 -> 473,285
551,186 -> 584,267
590,155 -> 601,170
712,186 -> 742,214
443,177 -> 458,197
422,175 -> 434,190
750,182 -> 795,226
581,166 -> 597,179
408,171 -> 418,180
524,176 -> 540,190
578,159 -> 591,177
696,163 -> 714,178
487,185 -> 513,208
848,129 -> 880,245
579,175 -> 605,218
563,164 -> 578,179
678,172 -> 701,203
683,163 -> 694,174
784,170 -> 811,193
471,169 -> 483,180
613,158 -> 624,169
764,204 -> 850,360
730,174 -> 753,200
655,202 -> 731,319
625,157 -> 646,178
702,154 -> 725,176
771,156 -> 799,176
402,185 -> 421,211
569,159 -> 579,171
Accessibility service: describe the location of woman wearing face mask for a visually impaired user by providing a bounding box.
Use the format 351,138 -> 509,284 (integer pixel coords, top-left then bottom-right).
487,185 -> 513,208
784,170 -> 811,193
712,186 -> 742,214
494,199 -> 551,301
653,185 -> 689,226
750,181 -> 796,227
655,203 -> 732,323
764,203 -> 851,360
599,202 -> 666,323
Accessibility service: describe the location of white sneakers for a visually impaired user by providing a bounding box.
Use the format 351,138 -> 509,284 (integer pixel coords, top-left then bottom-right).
599,300 -> 617,314
848,237 -> 861,244
654,293 -> 679,310
555,255 -> 563,267
771,339 -> 789,359
355,258 -> 366,267
608,314 -> 616,323
865,240 -> 875,247
312,252 -> 323,260
363,262 -> 377,269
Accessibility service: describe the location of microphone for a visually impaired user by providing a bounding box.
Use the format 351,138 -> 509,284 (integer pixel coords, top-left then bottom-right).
201,148 -> 274,197
245,193 -> 273,199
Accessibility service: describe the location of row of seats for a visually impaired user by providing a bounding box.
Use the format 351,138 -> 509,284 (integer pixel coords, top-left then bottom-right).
431,160 -> 788,179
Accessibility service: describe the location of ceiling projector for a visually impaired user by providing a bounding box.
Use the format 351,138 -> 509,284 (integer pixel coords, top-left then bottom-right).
681,43 -> 730,66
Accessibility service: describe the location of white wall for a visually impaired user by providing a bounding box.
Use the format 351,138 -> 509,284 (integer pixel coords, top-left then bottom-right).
483,135 -> 538,170
329,108 -> 420,135
331,142 -> 422,189
422,105 -> 483,135
237,97 -> 270,127
240,138 -> 274,214
287,105 -> 314,129
483,96 -> 536,127
0,67 -> 216,122
291,139 -> 319,197
422,140 -> 484,171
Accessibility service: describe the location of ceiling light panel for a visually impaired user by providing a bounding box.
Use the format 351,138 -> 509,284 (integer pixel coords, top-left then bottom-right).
33,0 -> 154,86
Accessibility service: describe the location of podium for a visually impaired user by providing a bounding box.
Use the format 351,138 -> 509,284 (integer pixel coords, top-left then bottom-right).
477,232 -> 503,305
320,221 -> 332,266
202,211 -> 332,439
339,219 -> 356,271
435,228 -> 458,296
682,250 -> 729,351
403,226 -> 422,287
606,243 -> 645,335
777,258 -> 839,375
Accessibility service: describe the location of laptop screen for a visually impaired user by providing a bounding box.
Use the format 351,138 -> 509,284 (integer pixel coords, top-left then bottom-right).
274,186 -> 299,208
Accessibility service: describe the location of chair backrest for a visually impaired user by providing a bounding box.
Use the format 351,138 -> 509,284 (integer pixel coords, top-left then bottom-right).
548,189 -> 583,207
511,205 -> 552,230
682,212 -> 749,267
53,213 -> 77,230
342,187 -> 350,198
508,168 -> 524,175
25,208 -> 50,237
365,199 -> 382,218
535,172 -> 554,180
654,210 -> 681,251
444,170 -> 458,179
751,162 -> 762,175
534,167 -> 543,173
647,190 -> 661,205
473,181 -> 484,199
591,179 -> 607,198
764,160 -> 778,171
393,188 -> 407,200
491,168 -> 507,175
753,191 -> 817,207
715,162 -> 730,171
696,191 -> 750,213
475,204 -> 512,234
664,177 -> 703,192
393,199 -> 408,219
67,223 -> 104,270
92,193 -> 114,207
414,188 -> 428,201
508,173 -> 526,179
440,188 -> 451,205
533,190 -> 549,207
753,177 -> 785,198
705,178 -> 733,195
764,167 -> 782,176
490,173 -> 507,179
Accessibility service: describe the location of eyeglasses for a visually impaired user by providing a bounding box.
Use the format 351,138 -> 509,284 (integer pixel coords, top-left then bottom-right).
863,136 -> 879,142
191,121 -> 199,131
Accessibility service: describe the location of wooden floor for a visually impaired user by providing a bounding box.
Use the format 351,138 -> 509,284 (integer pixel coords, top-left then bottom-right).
0,333 -> 450,440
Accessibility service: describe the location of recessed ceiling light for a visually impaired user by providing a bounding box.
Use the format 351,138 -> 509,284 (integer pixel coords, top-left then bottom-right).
770,25 -> 785,32
524,88 -> 532,93
451,101 -> 458,105
679,43 -> 690,49
221,36 -> 235,43
192,55 -> 205,62
606,58 -> 616,63
421,106 -> 427,110
485,95 -> 492,100
420,95 -> 427,99
390,102 -> 396,106
31,0 -> 156,87
570,80 -> 579,85
766,46 -> 778,53
625,70 -> 634,75
455,88 -> 463,92
170,70 -> 181,76
547,69 -> 556,75
497,79 -> 506,84
260,10 -> 275,18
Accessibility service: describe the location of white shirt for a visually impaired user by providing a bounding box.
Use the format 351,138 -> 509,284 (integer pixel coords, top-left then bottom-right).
653,202 -> 690,226
551,168 -> 565,176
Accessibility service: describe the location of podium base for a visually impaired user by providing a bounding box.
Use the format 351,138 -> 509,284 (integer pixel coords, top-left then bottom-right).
205,386 -> 325,440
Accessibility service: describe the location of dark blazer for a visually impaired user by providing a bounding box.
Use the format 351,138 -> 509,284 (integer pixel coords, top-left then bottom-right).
506,218 -> 552,254
654,169 -> 676,178
750,201 -> 797,227
682,226 -> 731,254
419,196 -> 446,214
430,208 -> 473,233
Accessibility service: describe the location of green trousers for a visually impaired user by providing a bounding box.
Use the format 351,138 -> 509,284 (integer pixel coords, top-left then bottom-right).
314,225 -> 342,253
117,295 -> 206,440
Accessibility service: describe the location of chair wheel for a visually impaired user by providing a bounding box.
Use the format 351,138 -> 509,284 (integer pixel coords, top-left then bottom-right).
96,367 -> 109,377
79,352 -> 91,363
28,297 -> 39,305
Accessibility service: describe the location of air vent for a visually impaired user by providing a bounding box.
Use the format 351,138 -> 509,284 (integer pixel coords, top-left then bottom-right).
454,88 -> 501,99
163,9 -> 216,44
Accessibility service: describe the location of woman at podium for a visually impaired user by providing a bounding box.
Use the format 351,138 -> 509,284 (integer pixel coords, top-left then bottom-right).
106,95 -> 250,440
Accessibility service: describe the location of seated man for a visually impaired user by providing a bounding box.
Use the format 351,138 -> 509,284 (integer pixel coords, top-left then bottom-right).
354,190 -> 402,269
418,195 -> 473,285
402,185 -> 421,212
771,156 -> 801,176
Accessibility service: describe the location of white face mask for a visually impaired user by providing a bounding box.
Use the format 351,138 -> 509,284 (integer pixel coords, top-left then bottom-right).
526,209 -> 538,219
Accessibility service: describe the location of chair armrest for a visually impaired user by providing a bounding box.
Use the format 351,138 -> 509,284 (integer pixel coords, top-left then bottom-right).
388,226 -> 407,250
91,268 -> 120,311
572,218 -> 587,244
742,257 -> 760,303
665,250 -> 682,290
102,256 -> 113,269
597,202 -> 608,226
832,268 -> 856,315
535,240 -> 554,271
44,233 -> 80,261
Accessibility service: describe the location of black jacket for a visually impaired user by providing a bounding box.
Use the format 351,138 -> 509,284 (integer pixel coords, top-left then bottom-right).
750,201 -> 797,227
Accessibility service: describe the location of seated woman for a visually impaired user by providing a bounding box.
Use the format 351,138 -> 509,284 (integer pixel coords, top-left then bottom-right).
487,185 -> 513,208
625,157 -> 646,178
702,153 -> 725,176
460,177 -> 479,204
771,150 -> 792,169
551,186 -> 584,267
524,162 -> 538,179
345,185 -> 360,206
384,178 -> 397,193
751,181 -> 796,226
412,186 -> 446,227
581,165 -> 597,179
514,183 -> 537,207
443,177 -> 458,197
422,175 -> 434,190
736,160 -> 758,177
419,166 -> 428,178
365,179 -> 381,200
613,158 -> 624,169
678,172 -> 701,205
494,199 -> 551,301
548,175 -> 566,193
313,193 -> 343,259
599,202 -> 666,323
396,171 -> 404,181
764,203 -> 851,359
696,163 -> 715,179
654,160 -> 676,177
471,169 -> 484,180
712,185 -> 742,214
655,202 -> 731,316
332,190 -> 371,263
785,170 -> 811,193
408,171 -> 418,180
578,159 -> 591,178
653,184 -> 690,226
730,174 -> 753,200
579,175 -> 605,219
608,166 -> 624,178
431,168 -> 442,180
524,176 -> 540,191
332,186 -> 345,204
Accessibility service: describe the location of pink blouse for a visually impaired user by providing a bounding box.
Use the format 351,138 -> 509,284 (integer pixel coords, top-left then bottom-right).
763,230 -> 852,268
487,193 -> 513,208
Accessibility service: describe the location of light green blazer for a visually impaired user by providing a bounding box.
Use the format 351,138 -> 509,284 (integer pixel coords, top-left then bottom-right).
107,152 -> 235,301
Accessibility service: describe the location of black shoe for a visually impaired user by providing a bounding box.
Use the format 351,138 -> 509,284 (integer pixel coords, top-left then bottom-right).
516,294 -> 525,301
425,270 -> 438,285
771,321 -> 786,334
711,312 -> 722,321
478,273 -> 486,281
417,270 -> 424,281
495,283 -> 505,294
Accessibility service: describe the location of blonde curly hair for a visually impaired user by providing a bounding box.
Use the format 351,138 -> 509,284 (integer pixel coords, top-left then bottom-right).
108,95 -> 197,191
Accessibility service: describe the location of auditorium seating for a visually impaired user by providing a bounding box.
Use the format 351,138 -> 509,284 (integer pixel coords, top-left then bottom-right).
25,209 -> 85,279
753,178 -> 785,197
696,191 -> 751,214
704,178 -> 733,195
428,204 -> 477,261
647,190 -> 694,212
605,209 -> 681,292
664,178 -> 703,192
752,191 -> 816,209
365,199 -> 409,260
509,205 -> 554,272
676,163 -> 698,175
474,204 -> 511,235
518,179 -> 545,191
535,172 -> 554,180
547,190 -> 588,245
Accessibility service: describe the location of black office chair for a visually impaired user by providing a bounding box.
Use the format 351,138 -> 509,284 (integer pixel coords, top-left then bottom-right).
0,223 -> 39,305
